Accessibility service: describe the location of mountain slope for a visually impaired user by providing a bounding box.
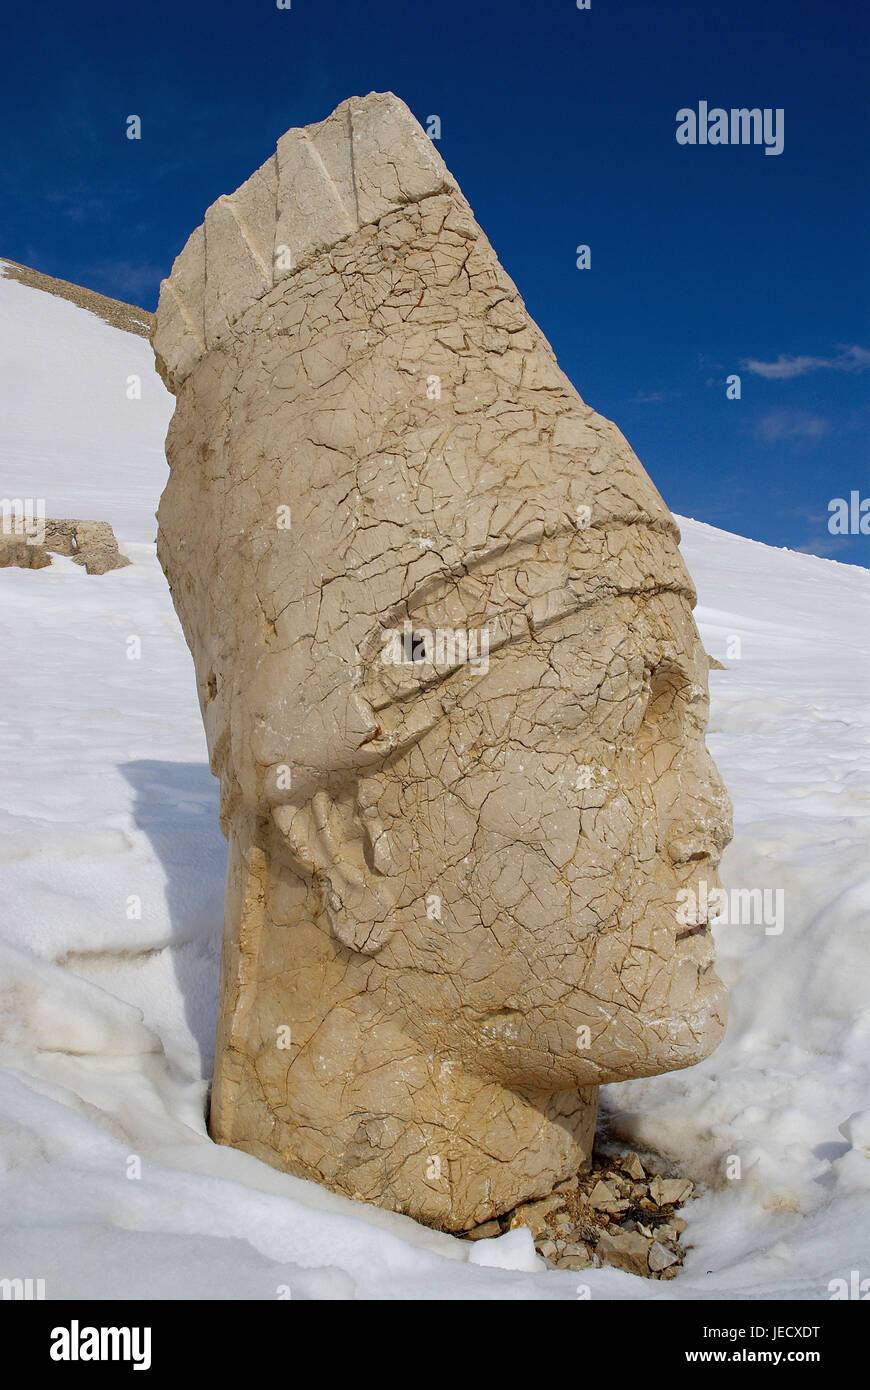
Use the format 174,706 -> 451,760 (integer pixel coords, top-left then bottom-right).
0,260 -> 168,543
1,267 -> 868,1300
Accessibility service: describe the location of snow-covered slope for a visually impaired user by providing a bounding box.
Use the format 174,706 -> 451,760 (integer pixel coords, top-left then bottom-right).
0,266 -> 167,544
1,265 -> 868,1300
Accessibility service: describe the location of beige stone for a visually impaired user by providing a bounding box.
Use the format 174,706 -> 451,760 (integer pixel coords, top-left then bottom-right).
464,1219 -> 502,1242
561,1240 -> 593,1263
0,535 -> 51,569
45,520 -> 131,575
649,1176 -> 695,1206
0,519 -> 129,574
649,1240 -> 680,1272
588,1179 -> 625,1212
508,1193 -> 565,1236
656,1219 -> 685,1242
557,1252 -> 593,1272
596,1228 -> 654,1276
620,1152 -> 647,1181
153,92 -> 731,1232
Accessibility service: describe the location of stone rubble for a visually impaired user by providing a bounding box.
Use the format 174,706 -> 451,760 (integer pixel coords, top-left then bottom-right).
469,1148 -> 695,1279
0,519 -> 130,575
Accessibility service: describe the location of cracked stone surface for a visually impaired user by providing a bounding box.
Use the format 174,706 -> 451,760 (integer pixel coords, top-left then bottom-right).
152,92 -> 732,1232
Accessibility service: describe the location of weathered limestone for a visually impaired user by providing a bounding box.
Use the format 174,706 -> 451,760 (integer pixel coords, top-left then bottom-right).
153,92 -> 732,1231
0,518 -> 130,574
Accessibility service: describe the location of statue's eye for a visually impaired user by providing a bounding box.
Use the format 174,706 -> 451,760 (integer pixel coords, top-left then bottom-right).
636,663 -> 686,753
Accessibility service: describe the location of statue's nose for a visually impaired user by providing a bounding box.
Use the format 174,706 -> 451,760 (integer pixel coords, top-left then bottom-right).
665,758 -> 733,866
666,828 -> 720,865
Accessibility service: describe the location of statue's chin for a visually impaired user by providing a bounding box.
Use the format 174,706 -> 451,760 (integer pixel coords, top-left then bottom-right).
472,992 -> 727,1092
634,971 -> 729,1077
543,971 -> 729,1088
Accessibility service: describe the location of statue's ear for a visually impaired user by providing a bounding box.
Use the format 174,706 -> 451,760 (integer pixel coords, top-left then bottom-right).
272,790 -> 402,955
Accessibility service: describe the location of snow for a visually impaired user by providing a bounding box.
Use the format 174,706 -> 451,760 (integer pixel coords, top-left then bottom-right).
467,1227 -> 544,1272
1,263 -> 868,1300
0,269 -> 169,543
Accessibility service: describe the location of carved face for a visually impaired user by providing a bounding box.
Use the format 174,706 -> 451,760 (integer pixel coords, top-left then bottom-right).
155,173 -> 732,1106
262,525 -> 731,1094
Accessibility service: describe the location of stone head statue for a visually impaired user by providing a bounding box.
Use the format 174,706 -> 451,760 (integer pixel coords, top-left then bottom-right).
153,93 -> 731,1231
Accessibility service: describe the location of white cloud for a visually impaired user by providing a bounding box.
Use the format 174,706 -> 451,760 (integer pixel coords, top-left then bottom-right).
755,410 -> 829,443
743,345 -> 870,379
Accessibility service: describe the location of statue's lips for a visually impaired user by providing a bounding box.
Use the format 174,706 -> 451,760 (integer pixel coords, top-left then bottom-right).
676,922 -> 710,941
674,922 -> 717,975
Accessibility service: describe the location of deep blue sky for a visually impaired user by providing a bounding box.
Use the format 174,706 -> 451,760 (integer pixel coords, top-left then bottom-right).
2,0 -> 868,563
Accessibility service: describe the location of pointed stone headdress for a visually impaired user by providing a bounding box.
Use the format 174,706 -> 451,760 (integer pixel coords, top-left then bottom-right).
155,92 -> 691,825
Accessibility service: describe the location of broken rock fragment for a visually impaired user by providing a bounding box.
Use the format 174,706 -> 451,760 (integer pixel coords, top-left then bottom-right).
596,1228 -> 654,1277
649,1176 -> 695,1207
0,519 -> 130,574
